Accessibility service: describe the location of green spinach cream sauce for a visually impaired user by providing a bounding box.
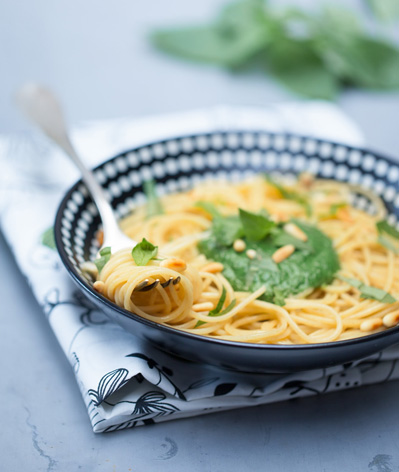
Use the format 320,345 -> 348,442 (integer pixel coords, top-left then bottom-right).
198,215 -> 340,305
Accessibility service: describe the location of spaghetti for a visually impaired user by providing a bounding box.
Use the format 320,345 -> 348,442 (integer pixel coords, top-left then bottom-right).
91,175 -> 399,344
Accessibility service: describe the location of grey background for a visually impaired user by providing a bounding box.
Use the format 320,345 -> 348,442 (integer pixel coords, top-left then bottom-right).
1,0 -> 399,471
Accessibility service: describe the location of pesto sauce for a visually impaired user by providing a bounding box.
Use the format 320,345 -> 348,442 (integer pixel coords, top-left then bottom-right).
198,220 -> 340,305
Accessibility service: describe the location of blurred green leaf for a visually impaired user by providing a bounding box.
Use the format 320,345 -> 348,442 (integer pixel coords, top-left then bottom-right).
41,227 -> 56,250
319,36 -> 399,89
268,39 -> 339,99
319,5 -> 362,36
151,0 -> 399,98
365,0 -> 399,22
151,1 -> 270,67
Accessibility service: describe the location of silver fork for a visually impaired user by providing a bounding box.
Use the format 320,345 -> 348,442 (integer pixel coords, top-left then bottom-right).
16,83 -> 180,292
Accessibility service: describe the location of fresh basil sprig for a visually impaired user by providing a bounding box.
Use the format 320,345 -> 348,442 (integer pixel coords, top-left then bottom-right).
132,238 -> 158,266
338,275 -> 396,303
94,247 -> 112,273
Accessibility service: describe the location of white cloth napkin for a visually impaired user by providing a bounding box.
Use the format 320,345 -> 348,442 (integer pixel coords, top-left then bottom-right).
1,103 -> 399,433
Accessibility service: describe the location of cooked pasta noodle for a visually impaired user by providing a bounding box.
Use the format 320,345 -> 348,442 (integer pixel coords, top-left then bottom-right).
92,175 -> 399,344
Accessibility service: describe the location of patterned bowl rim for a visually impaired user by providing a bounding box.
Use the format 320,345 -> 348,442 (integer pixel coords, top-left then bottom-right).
54,130 -> 399,352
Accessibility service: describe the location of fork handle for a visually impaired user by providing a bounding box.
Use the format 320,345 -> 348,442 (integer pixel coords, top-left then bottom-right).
16,83 -> 124,244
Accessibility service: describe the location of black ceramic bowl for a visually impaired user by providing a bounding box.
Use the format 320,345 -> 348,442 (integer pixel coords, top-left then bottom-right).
55,131 -> 399,373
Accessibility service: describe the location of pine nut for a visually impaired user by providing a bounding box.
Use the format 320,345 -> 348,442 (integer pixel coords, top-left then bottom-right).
337,207 -> 353,222
93,280 -> 105,294
284,223 -> 308,242
246,249 -> 257,260
271,212 -> 288,223
202,262 -> 224,273
383,311 -> 399,328
233,239 -> 246,252
272,244 -> 295,263
192,302 -> 214,312
360,318 -> 383,332
96,229 -> 104,246
160,257 -> 187,273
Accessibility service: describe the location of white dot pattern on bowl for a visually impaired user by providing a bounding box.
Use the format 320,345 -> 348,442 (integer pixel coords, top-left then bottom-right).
319,142 -> 332,159
227,133 -> 239,149
250,150 -> 263,168
348,150 -> 362,166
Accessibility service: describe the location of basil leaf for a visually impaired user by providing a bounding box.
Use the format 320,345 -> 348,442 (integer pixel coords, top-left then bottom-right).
195,320 -> 207,328
143,180 -> 164,218
94,246 -> 112,273
338,275 -> 396,303
239,208 -> 276,242
265,175 -> 312,216
196,287 -> 236,326
378,235 -> 399,255
218,299 -> 237,315
313,6 -> 399,89
210,288 -> 237,317
212,215 -> 243,246
318,5 -> 361,36
99,247 -> 111,256
132,238 -> 158,266
319,35 -> 399,89
359,286 -> 397,304
197,299 -> 236,327
268,38 -> 339,100
209,286 -> 227,316
376,220 -> 399,239
195,201 -> 222,219
376,220 -> 399,254
41,227 -> 56,250
365,0 -> 399,22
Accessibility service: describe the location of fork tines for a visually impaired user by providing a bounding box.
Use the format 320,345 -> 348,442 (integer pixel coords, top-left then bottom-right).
134,276 -> 181,292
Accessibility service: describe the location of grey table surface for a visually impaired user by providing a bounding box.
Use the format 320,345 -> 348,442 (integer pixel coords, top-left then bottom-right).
1,1 -> 399,471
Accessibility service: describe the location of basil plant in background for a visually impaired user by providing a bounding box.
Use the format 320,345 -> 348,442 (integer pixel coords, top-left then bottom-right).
151,0 -> 399,100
